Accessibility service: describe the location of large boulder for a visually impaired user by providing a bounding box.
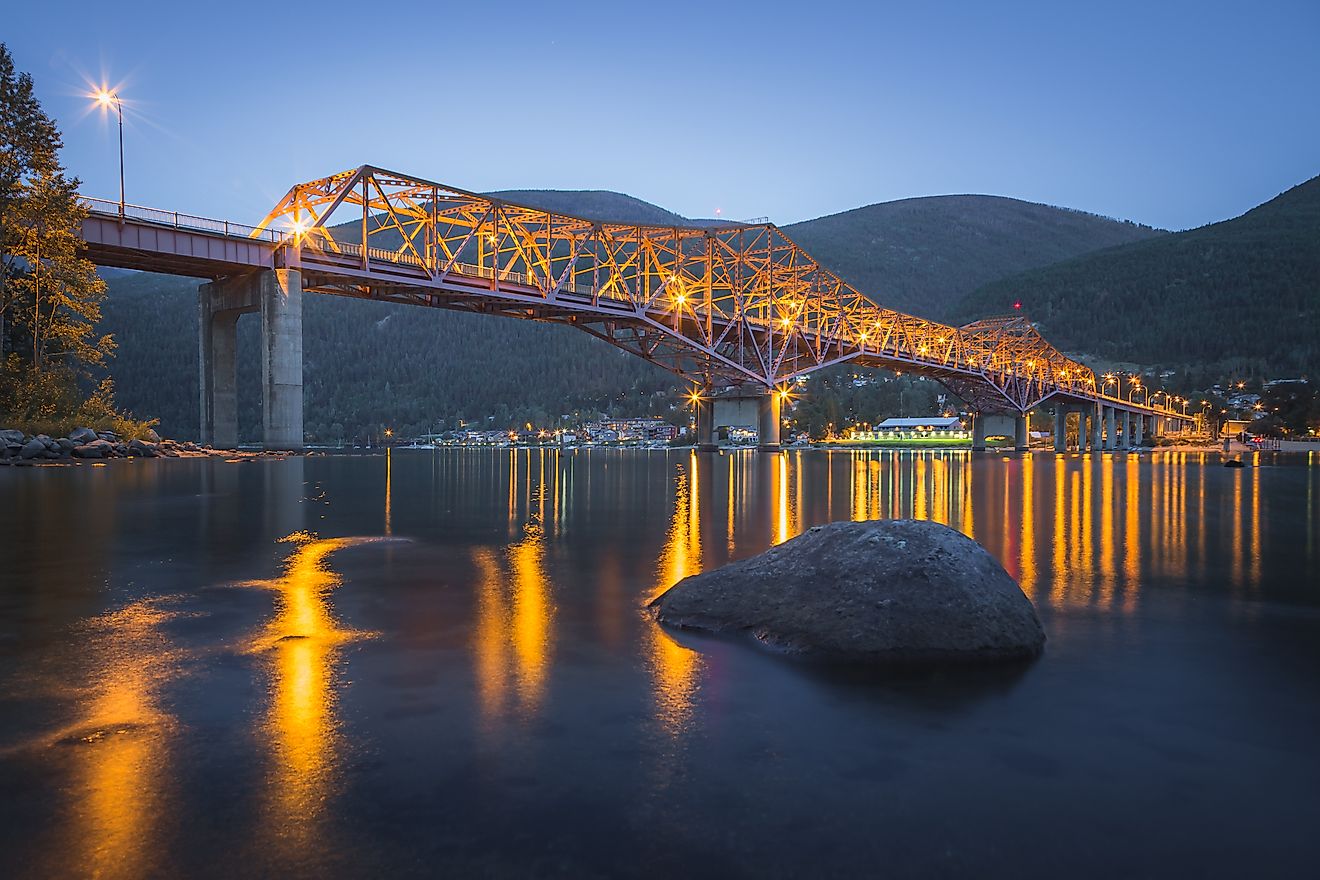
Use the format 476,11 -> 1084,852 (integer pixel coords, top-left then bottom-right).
0,429 -> 24,446
19,438 -> 46,460
68,427 -> 98,445
127,438 -> 159,457
72,439 -> 113,459
651,519 -> 1045,665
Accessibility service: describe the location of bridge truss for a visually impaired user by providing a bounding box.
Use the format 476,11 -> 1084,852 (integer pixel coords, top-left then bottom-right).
254,166 -> 1095,412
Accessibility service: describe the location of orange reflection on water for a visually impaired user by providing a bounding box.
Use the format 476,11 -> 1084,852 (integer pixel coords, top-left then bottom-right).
470,517 -> 555,725
44,599 -> 182,880
1019,456 -> 1037,599
647,456 -> 705,735
248,532 -> 376,851
1124,454 -> 1140,592
510,520 -> 552,711
472,548 -> 510,723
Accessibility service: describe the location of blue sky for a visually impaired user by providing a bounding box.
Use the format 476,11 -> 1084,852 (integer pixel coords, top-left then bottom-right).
7,0 -> 1318,231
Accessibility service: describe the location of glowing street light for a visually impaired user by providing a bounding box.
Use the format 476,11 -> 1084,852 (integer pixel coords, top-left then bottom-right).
91,88 -> 125,221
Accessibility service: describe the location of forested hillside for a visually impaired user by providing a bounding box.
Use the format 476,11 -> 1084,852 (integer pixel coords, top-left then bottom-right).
97,187 -> 1169,441
953,175 -> 1320,379
785,195 -> 1161,319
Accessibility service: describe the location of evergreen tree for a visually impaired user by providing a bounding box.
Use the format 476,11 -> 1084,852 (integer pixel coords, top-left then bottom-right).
0,42 -> 132,434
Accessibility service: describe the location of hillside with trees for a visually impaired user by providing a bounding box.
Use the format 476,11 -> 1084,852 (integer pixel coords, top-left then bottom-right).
952,175 -> 1320,380
785,195 -> 1162,319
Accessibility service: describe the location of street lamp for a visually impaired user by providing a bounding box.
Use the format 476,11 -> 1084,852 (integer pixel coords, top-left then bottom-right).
93,89 -> 125,221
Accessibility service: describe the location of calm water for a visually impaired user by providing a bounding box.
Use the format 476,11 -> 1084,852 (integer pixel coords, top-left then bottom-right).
1,448 -> 1318,878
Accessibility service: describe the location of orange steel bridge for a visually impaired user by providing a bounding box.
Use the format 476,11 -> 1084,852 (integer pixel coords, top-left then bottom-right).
79,165 -> 1191,448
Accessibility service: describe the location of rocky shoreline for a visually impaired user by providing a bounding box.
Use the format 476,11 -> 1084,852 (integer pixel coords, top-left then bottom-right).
0,427 -> 295,465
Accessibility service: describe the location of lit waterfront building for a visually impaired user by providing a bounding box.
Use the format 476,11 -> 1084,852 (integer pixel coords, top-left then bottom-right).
846,416 -> 970,445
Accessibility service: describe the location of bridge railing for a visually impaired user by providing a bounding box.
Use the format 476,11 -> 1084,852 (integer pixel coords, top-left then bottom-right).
81,197 -> 286,243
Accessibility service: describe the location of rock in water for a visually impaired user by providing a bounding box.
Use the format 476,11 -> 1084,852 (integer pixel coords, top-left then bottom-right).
651,519 -> 1045,665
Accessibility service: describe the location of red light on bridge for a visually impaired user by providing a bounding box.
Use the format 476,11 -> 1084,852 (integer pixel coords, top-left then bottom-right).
1013,300 -> 1022,310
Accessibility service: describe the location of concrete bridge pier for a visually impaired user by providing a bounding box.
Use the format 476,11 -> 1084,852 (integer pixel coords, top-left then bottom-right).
1053,407 -> 1066,452
199,276 -> 257,449
1090,404 -> 1103,452
260,269 -> 303,450
757,392 -> 782,450
1133,413 -> 1145,447
694,396 -> 716,452
1015,414 -> 1029,451
1105,406 -> 1117,451
198,268 -> 304,451
972,413 -> 1019,452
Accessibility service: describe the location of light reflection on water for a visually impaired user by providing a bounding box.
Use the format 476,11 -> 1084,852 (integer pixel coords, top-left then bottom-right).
242,531 -> 379,855
1,447 -> 1317,877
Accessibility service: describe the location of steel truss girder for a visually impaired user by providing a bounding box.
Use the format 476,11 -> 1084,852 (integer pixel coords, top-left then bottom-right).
258,166 -> 1107,411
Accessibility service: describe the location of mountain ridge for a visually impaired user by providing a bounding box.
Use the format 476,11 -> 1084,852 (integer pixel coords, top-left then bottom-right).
952,174 -> 1320,378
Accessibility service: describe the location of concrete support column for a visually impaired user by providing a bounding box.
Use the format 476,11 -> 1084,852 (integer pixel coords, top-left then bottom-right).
1090,405 -> 1103,452
972,414 -> 987,452
695,397 -> 716,452
1134,413 -> 1145,447
1077,410 -> 1088,451
1122,411 -> 1132,450
199,303 -> 239,448
757,392 -> 782,450
1105,406 -> 1117,451
1053,407 -> 1066,452
1015,413 -> 1029,452
261,269 -> 303,450
199,274 -> 260,448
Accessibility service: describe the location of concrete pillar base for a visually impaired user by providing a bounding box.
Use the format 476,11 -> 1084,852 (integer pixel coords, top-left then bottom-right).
695,396 -> 715,450
261,269 -> 303,450
199,275 -> 259,448
1014,413 -> 1029,452
757,391 -> 782,450
1053,407 -> 1066,453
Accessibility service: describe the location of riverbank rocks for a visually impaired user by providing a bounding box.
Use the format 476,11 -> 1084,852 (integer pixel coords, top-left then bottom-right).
651,519 -> 1046,666
0,426 -> 306,465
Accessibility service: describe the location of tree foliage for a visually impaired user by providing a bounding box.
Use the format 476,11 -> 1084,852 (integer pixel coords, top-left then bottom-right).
0,43 -> 137,433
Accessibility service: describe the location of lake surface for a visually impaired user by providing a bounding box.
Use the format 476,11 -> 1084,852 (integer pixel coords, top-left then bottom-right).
2,448 -> 1318,878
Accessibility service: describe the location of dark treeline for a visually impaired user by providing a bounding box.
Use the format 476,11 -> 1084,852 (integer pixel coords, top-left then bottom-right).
954,175 -> 1320,381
